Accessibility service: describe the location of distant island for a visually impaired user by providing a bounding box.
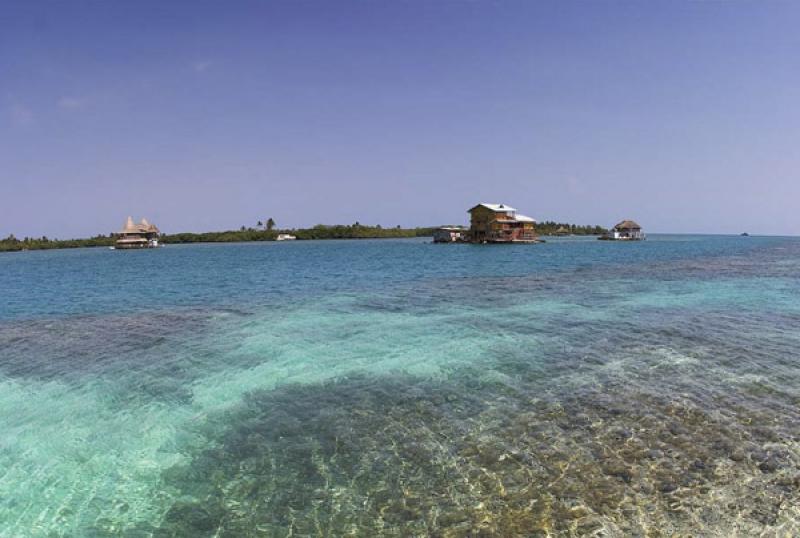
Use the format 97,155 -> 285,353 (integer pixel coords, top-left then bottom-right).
0,224 -> 432,252
0,220 -> 608,253
533,221 -> 609,236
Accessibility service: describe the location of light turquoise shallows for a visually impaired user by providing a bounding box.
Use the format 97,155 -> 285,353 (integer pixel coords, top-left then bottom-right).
1,235 -> 798,536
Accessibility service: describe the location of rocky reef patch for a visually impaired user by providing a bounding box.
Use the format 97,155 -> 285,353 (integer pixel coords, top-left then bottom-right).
150,369 -> 800,537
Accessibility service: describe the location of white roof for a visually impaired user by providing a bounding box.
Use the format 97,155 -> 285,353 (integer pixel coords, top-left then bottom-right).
471,203 -> 517,213
515,214 -> 536,223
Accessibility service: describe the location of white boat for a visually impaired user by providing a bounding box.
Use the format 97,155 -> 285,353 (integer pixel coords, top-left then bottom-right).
276,234 -> 296,241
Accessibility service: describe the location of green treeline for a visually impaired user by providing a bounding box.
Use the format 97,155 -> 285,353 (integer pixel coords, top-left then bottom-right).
162,224 -> 436,244
290,224 -> 435,240
0,221 -> 607,252
536,221 -> 608,236
0,224 -> 437,252
0,234 -> 116,252
162,229 -> 279,244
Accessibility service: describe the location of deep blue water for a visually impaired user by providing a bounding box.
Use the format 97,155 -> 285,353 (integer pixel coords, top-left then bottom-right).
1,235 -> 799,536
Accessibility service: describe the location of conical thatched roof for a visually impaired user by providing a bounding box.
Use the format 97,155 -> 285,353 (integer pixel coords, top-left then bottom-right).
118,216 -> 160,234
614,220 -> 641,231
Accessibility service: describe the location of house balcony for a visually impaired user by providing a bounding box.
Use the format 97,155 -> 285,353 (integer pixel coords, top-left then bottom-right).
487,231 -> 538,242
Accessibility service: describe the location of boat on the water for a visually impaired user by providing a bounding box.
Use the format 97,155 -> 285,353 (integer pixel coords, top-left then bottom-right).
276,233 -> 297,241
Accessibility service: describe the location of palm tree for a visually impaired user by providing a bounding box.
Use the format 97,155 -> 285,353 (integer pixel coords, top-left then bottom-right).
257,220 -> 263,229
266,218 -> 275,231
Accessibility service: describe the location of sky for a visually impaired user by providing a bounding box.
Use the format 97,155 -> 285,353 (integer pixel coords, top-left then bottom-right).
2,1 -> 800,238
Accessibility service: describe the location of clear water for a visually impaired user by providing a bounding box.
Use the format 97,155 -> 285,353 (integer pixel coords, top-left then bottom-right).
1,236 -> 799,536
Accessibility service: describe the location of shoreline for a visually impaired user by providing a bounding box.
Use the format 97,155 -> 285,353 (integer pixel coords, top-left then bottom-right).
1,223 -> 609,253
0,231 -> 780,254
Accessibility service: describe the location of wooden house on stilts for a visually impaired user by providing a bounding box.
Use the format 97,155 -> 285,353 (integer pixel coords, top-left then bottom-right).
467,203 -> 539,243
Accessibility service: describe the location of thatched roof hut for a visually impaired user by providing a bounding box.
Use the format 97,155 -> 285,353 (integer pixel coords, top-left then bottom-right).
115,217 -> 161,248
554,226 -> 570,235
599,219 -> 645,241
614,220 -> 641,232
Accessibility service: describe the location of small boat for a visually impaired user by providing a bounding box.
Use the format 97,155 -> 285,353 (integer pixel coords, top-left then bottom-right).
276,233 -> 297,241
740,232 -> 750,237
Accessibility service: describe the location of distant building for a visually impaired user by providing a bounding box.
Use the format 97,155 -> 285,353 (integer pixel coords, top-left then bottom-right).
115,217 -> 161,249
554,226 -> 571,236
433,227 -> 466,243
467,203 -> 537,243
600,220 -> 645,241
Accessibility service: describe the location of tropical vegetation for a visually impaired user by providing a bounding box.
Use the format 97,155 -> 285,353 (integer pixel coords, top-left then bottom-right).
536,221 -> 608,236
1,221 -> 607,252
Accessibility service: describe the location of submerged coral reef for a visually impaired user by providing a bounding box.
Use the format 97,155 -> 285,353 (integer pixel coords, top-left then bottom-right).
151,368 -> 800,537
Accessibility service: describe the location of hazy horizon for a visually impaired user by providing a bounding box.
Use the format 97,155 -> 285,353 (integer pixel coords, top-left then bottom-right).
3,1 -> 800,238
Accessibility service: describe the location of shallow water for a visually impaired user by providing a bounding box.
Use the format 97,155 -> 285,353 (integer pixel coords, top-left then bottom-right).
1,236 -> 799,536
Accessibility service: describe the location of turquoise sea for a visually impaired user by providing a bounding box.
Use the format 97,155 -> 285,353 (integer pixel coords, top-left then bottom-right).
1,235 -> 799,536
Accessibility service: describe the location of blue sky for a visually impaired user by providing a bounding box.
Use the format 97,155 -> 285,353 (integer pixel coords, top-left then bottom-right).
2,1 -> 799,237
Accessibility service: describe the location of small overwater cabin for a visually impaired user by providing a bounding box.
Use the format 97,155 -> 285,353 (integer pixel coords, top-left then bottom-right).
433,227 -> 466,243
554,226 -> 571,236
599,220 -> 645,241
115,217 -> 161,249
467,203 -> 538,243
